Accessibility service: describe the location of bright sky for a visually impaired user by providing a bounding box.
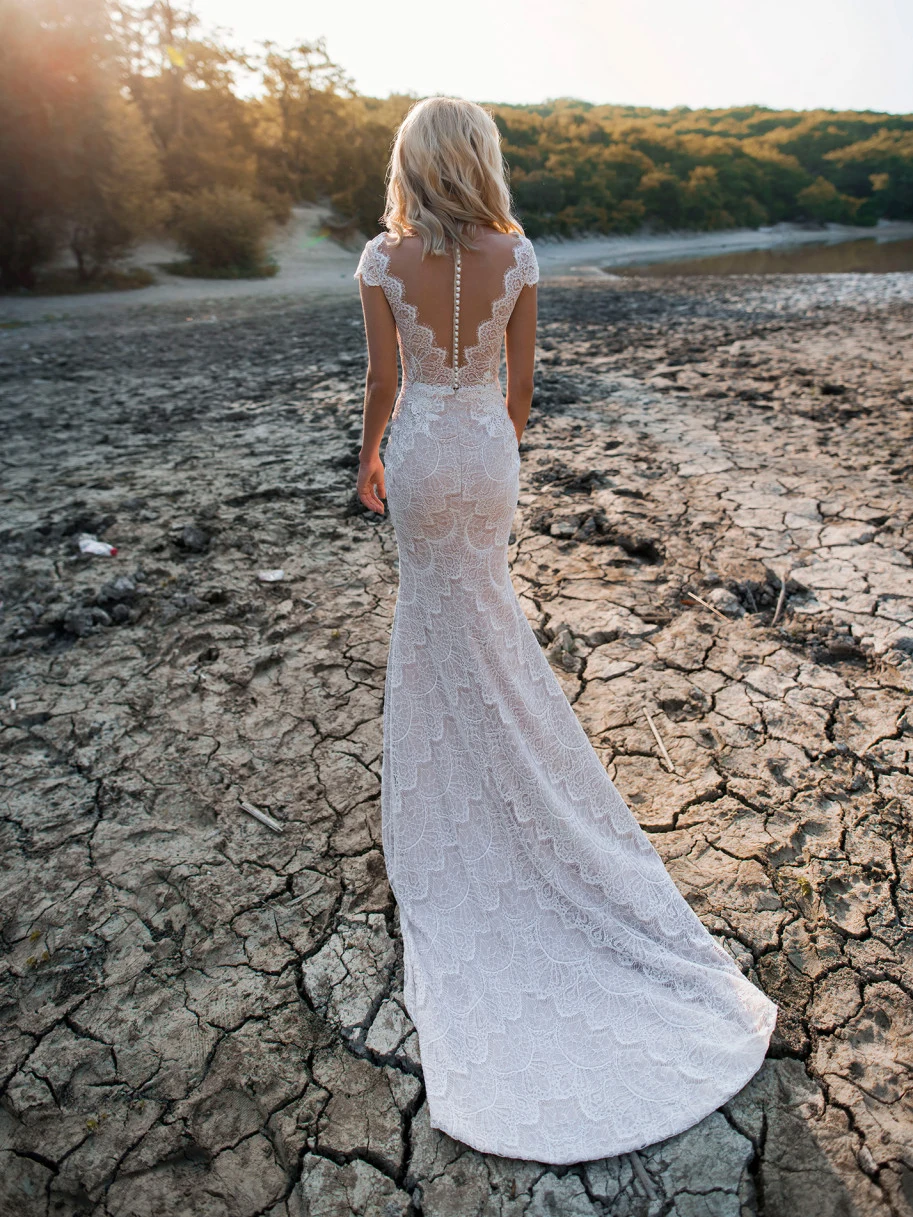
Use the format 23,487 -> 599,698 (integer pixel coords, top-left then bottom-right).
193,0 -> 913,113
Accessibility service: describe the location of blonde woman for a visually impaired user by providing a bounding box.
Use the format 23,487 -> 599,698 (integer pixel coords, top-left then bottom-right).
354,96 -> 776,1164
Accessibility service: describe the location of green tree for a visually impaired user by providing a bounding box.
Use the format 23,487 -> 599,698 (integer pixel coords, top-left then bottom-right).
637,169 -> 682,229
64,89 -> 163,281
826,129 -> 913,222
255,40 -> 354,203
796,176 -> 858,223
327,98 -> 410,236
116,0 -> 257,195
0,0 -> 161,288
0,0 -> 66,287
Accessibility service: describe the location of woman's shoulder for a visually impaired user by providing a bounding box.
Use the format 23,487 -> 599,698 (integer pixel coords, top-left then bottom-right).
476,227 -> 529,246
510,232 -> 539,284
363,230 -> 391,255
474,228 -> 537,284
489,229 -> 536,256
354,231 -> 390,284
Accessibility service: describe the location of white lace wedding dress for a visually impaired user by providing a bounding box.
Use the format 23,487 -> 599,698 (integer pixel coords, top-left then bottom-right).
355,230 -> 777,1165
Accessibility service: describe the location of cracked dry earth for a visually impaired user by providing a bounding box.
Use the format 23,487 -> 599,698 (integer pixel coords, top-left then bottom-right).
1,267 -> 913,1217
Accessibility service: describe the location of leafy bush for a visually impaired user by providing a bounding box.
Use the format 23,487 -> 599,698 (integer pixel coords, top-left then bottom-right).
17,266 -> 155,295
165,258 -> 278,280
169,187 -> 274,276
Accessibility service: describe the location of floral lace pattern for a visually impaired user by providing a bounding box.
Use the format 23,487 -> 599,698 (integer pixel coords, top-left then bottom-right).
355,231 -> 777,1164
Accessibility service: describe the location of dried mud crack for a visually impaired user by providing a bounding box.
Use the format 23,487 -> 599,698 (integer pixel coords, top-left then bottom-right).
1,271 -> 912,1217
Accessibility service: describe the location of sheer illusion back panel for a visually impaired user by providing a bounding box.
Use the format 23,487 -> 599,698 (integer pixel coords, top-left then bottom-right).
355,230 -> 539,388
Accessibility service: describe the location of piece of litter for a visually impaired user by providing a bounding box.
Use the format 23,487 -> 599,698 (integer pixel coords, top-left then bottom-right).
258,569 -> 285,583
9,698 -> 16,711
644,710 -> 676,774
78,533 -> 118,557
239,799 -> 284,833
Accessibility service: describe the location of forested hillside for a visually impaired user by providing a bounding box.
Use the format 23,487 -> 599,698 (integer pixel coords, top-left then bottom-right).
2,0 -> 911,288
496,103 -> 913,236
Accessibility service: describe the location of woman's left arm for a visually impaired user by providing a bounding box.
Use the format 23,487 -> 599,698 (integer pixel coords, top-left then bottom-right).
505,283 -> 537,443
356,281 -> 399,514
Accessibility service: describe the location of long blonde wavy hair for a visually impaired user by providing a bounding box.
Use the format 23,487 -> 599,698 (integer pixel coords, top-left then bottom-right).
383,96 -> 523,255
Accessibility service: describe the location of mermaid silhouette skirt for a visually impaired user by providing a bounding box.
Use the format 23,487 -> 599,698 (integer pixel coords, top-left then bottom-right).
380,379 -> 777,1164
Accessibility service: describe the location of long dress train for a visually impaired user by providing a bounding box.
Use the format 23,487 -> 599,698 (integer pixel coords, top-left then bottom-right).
355,231 -> 777,1165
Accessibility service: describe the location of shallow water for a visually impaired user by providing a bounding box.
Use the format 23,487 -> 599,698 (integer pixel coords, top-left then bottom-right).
615,235 -> 913,277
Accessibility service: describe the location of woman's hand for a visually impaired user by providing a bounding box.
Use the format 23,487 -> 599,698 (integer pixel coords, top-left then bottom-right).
357,454 -> 386,514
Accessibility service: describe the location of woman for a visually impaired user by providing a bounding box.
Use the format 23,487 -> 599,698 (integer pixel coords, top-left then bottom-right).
354,96 -> 776,1165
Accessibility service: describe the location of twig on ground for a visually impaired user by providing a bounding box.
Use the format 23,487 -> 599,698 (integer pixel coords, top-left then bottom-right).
772,571 -> 788,625
239,799 -> 284,833
627,1150 -> 657,1198
684,591 -> 728,622
645,710 -> 676,774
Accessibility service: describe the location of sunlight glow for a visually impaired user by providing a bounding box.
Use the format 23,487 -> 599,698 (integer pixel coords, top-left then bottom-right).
191,0 -> 913,112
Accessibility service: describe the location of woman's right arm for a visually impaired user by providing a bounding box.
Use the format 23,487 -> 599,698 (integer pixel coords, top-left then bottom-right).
356,280 -> 398,513
505,283 -> 537,444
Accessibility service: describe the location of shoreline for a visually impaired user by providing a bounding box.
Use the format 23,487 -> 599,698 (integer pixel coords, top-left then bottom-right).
534,218 -> 913,275
2,211 -> 912,326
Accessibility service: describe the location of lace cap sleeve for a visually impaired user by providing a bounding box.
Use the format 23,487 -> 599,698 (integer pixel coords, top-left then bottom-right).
354,235 -> 385,287
517,236 -> 539,287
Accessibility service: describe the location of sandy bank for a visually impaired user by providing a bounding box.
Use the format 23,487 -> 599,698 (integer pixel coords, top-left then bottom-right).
2,205 -> 912,326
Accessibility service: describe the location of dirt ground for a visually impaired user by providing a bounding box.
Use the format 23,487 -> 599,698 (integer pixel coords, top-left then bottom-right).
1,268 -> 912,1217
